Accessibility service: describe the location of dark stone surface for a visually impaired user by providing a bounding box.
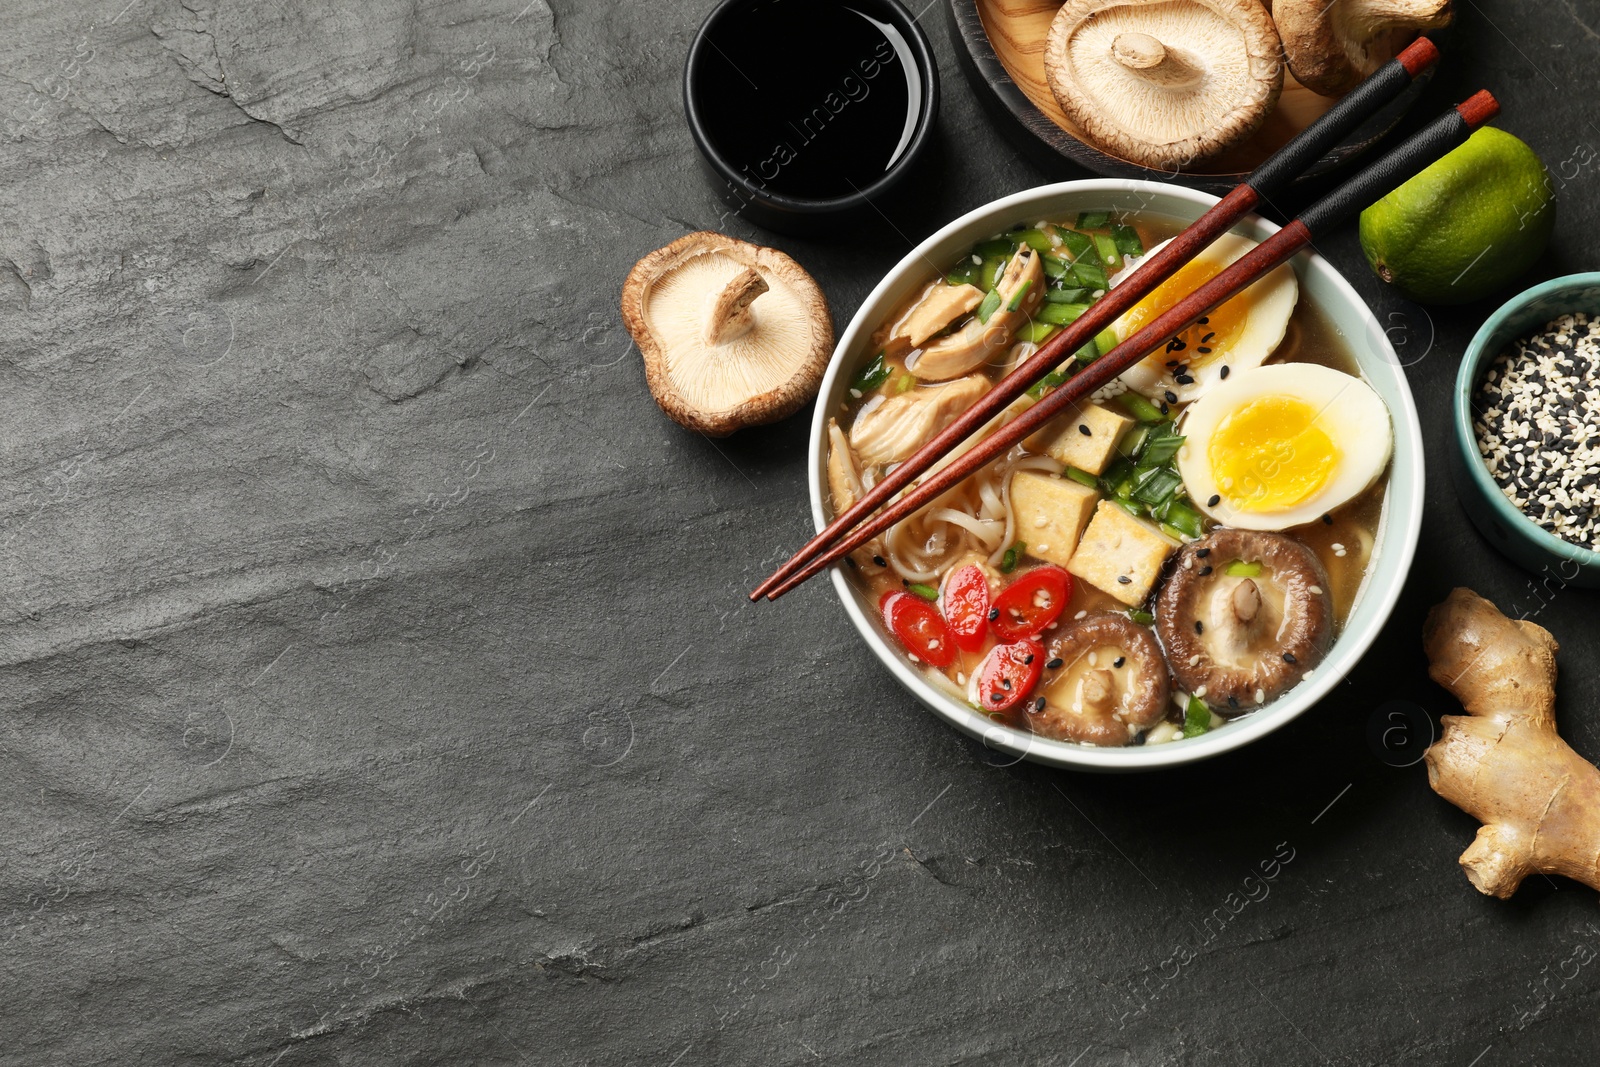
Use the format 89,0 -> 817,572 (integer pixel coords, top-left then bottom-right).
1,1 -> 1597,1063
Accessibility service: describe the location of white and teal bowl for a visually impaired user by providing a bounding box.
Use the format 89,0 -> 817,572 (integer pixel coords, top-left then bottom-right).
807,180 -> 1424,772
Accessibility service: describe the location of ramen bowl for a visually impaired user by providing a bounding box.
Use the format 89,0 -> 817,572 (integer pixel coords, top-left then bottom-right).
807,179 -> 1423,771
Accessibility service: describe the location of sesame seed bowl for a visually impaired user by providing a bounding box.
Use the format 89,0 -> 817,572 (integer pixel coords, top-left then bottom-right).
809,180 -> 1425,772
1454,273 -> 1600,588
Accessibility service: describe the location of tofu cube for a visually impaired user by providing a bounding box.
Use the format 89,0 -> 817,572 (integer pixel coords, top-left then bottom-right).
1008,472 -> 1098,568
1025,402 -> 1135,476
1068,501 -> 1180,606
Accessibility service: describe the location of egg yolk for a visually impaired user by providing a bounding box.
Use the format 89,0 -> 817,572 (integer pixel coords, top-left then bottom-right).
1208,396 -> 1339,512
1119,254 -> 1250,370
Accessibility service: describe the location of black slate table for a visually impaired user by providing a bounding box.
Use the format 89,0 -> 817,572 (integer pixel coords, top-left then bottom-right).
2,2 -> 1597,1064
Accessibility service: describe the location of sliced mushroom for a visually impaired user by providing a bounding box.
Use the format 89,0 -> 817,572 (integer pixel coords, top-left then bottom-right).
621,232 -> 832,436
890,280 -> 987,350
826,420 -> 888,573
908,248 -> 1044,382
1024,613 -> 1171,746
1044,0 -> 1283,169
1156,529 -> 1333,713
849,374 -> 989,467
1275,0 -> 1452,97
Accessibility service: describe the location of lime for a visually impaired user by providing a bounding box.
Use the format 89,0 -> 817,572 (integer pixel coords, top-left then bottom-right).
1358,127 -> 1555,306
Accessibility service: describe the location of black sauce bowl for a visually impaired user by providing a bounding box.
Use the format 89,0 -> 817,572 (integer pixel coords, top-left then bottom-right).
684,0 -> 940,236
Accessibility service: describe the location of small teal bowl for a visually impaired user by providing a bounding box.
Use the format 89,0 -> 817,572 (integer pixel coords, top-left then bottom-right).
1453,273 -> 1600,588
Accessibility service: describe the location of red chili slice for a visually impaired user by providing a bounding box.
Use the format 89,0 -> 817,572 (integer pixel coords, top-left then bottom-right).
975,638 -> 1045,713
940,564 -> 991,652
990,566 -> 1073,642
880,590 -> 957,669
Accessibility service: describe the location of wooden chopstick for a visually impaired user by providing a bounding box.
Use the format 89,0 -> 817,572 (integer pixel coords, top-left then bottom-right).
749,37 -> 1441,602
764,90 -> 1499,601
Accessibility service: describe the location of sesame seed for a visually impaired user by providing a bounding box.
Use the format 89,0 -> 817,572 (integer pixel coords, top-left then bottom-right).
1254,688 -> 1265,703
1113,657 -> 1125,668
1199,565 -> 1213,576
1207,494 -> 1221,507
1196,548 -> 1211,558
1079,424 -> 1092,436
988,607 -> 999,620
1282,652 -> 1297,664
1046,657 -> 1064,669
1033,697 -> 1047,712
1194,620 -> 1204,634
1074,610 -> 1087,620
1308,585 -> 1323,595
1023,653 -> 1034,665
1188,654 -> 1201,667
1219,365 -> 1230,379
1321,514 -> 1333,525
1164,390 -> 1179,404
1117,575 -> 1132,584
873,555 -> 887,567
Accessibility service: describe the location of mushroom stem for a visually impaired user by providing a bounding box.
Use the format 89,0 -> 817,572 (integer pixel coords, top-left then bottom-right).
704,267 -> 770,346
1347,0 -> 1452,33
1109,32 -> 1202,88
1081,668 -> 1118,712
1232,579 -> 1262,624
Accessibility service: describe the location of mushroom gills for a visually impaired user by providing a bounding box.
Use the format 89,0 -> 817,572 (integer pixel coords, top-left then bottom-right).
1027,613 -> 1170,746
622,232 -> 832,436
1156,529 -> 1334,713
1043,0 -> 1284,170
849,374 -> 991,467
908,248 -> 1044,381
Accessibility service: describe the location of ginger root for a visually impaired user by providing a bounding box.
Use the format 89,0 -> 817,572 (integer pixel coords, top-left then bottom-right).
1422,587 -> 1600,898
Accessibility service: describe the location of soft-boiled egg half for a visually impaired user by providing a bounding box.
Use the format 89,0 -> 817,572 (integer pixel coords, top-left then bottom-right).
1178,363 -> 1393,531
1112,234 -> 1297,404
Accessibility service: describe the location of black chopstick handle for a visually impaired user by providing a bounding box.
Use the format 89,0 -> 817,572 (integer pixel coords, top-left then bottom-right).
1299,91 -> 1498,236
1247,36 -> 1441,198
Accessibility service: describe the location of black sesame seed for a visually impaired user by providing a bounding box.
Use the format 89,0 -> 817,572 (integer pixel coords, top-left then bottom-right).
991,692 -> 1004,704
1207,494 -> 1221,507
1117,575 -> 1132,584
1195,620 -> 1204,634
902,579 -> 910,586
1196,548 -> 1211,557
1023,653 -> 1034,665
1079,424 -> 1092,436
1321,513 -> 1333,525
1283,652 -> 1298,664
1201,332 -> 1215,343
873,555 -> 887,567
1113,657 -> 1125,668
1131,731 -> 1147,746
1219,365 -> 1230,380
1164,390 -> 1178,404
1196,347 -> 1211,356
1228,695 -> 1239,709
1033,697 -> 1047,712
1159,401 -> 1170,414
987,607 -> 999,621
1175,374 -> 1195,385
1001,678 -> 1012,690
845,556 -> 858,569
1046,657 -> 1064,669
1199,565 -> 1213,576
1198,317 -> 1209,325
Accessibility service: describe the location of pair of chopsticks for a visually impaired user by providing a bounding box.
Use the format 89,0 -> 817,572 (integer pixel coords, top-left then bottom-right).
753,38 -> 1490,603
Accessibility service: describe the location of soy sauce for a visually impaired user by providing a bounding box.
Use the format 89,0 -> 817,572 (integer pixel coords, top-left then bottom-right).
692,0 -> 925,200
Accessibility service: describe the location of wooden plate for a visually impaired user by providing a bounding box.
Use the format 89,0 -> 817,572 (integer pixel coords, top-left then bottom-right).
945,0 -> 1437,193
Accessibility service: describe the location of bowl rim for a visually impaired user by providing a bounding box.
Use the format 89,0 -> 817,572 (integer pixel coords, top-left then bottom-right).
807,178 -> 1424,771
682,0 -> 941,213
1453,272 -> 1600,569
